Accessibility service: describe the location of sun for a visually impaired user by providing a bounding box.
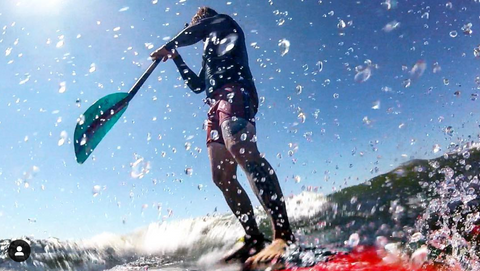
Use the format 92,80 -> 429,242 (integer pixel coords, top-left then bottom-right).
15,0 -> 64,14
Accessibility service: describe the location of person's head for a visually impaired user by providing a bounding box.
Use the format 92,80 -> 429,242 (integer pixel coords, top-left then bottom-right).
190,6 -> 218,26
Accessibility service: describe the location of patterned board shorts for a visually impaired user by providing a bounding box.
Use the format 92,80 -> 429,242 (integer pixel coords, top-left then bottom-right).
205,83 -> 258,146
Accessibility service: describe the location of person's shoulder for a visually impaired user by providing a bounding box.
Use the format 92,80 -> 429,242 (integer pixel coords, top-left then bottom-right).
209,14 -> 233,23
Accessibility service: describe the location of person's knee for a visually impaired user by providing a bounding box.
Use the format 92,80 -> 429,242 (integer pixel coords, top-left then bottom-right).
211,168 -> 227,188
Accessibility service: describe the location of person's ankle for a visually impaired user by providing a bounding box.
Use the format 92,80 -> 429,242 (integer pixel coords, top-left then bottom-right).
245,233 -> 265,243
274,231 -> 295,244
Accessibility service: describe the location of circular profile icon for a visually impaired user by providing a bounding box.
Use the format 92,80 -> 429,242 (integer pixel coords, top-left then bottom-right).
8,240 -> 31,262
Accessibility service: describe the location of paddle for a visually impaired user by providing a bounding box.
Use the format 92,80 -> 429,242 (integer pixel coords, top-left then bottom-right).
74,60 -> 160,164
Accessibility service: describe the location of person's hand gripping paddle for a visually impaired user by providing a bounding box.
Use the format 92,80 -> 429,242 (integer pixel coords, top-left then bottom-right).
73,60 -> 160,164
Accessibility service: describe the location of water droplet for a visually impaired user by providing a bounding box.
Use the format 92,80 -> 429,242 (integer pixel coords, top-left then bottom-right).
185,167 -> 193,175
294,175 -> 301,183
362,116 -> 371,125
354,67 -> 371,83
92,185 -> 101,197
218,33 -> 238,56
298,112 -> 306,123
240,133 -> 247,141
210,130 -> 219,141
78,114 -> 85,126
89,63 -> 96,73
316,61 -> 323,72
58,82 -> 66,93
443,78 -> 449,85
382,21 -> 400,33
278,39 -> 290,56
119,6 -> 129,12
226,92 -> 235,101
337,19 -> 346,29
333,93 -> 339,99
372,100 -> 380,109
185,142 -> 191,150
239,148 -> 245,154
56,40 -> 64,48
240,214 -> 249,223
474,45 -> 480,58
347,233 -> 360,247
433,144 -> 441,153
58,131 -> 68,146
462,23 -> 473,35
410,60 -> 426,79
449,30 -> 458,38
295,84 -> 303,94
197,184 -> 203,190
130,156 -> 151,179
403,79 -> 411,88
432,62 -> 441,73
411,246 -> 429,269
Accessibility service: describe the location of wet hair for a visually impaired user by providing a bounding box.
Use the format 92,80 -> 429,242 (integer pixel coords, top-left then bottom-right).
190,7 -> 218,26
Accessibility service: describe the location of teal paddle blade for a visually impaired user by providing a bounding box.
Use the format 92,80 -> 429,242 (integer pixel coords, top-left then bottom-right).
74,92 -> 129,164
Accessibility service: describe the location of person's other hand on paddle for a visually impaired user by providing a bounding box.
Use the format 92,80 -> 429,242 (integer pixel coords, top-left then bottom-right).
150,46 -> 178,62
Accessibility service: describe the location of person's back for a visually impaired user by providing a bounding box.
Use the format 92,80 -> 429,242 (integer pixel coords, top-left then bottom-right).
199,14 -> 254,96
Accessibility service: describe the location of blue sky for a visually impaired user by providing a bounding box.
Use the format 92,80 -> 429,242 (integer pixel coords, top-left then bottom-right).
1,0 -> 480,240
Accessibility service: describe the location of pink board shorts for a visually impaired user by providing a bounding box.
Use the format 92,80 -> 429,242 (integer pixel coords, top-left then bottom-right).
206,83 -> 258,145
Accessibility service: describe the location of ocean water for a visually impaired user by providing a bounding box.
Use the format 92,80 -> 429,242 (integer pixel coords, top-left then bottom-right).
2,0 -> 480,270
2,148 -> 480,271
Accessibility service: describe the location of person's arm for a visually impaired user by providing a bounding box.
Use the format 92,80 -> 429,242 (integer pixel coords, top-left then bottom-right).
164,15 -> 228,50
151,15 -> 230,61
173,55 -> 205,94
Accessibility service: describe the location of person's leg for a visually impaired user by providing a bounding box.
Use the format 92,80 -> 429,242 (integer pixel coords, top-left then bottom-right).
221,117 -> 294,264
207,142 -> 262,239
208,142 -> 268,263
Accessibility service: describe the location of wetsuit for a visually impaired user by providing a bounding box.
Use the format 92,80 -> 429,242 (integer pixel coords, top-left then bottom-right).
165,14 -> 296,246
167,14 -> 259,145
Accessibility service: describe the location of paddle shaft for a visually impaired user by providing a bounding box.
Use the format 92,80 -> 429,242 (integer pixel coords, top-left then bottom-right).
126,60 -> 160,102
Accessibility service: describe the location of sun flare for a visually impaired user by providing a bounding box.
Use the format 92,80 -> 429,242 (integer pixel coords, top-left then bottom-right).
16,0 -> 64,14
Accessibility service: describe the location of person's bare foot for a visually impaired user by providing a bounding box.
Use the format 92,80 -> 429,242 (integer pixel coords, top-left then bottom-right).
244,238 -> 287,268
221,235 -> 266,264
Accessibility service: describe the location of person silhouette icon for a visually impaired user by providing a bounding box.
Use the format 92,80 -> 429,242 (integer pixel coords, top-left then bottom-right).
15,246 -> 25,257
8,239 -> 31,262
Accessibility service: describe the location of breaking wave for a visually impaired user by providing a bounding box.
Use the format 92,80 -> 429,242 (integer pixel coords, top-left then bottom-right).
2,144 -> 480,270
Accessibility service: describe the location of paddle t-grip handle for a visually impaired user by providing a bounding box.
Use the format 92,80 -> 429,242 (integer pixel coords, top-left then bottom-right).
126,59 -> 160,102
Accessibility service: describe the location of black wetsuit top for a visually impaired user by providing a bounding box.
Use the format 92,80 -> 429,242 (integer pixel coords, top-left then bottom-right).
166,14 -> 258,105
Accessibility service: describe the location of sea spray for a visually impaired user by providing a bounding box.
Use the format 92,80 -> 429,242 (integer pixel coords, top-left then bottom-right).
4,144 -> 480,270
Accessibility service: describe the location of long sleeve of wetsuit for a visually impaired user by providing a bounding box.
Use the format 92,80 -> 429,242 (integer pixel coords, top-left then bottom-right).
173,55 -> 205,93
164,15 -> 227,50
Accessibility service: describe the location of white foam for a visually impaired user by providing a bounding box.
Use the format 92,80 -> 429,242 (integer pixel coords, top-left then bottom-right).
285,192 -> 328,222
79,191 -> 328,261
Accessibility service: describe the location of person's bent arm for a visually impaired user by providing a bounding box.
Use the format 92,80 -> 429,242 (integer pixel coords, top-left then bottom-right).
164,15 -> 227,50
173,55 -> 205,94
